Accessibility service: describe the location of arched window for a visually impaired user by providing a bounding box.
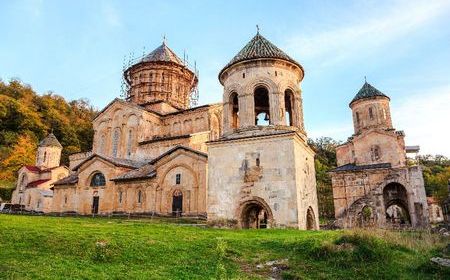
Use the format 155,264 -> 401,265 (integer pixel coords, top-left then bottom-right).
369,107 -> 374,120
112,128 -> 121,157
254,87 -> 270,126
43,151 -> 47,162
127,129 -> 133,158
137,190 -> 143,204
99,133 -> 106,154
371,145 -> 381,161
90,172 -> 106,187
19,174 -> 27,191
284,89 -> 294,126
118,190 -> 123,204
230,92 -> 239,129
356,112 -> 360,125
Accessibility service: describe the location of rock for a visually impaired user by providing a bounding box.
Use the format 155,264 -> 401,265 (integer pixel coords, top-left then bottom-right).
431,257 -> 450,267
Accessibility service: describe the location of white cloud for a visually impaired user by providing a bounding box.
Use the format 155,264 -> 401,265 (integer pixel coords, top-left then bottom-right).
101,2 -> 122,28
392,86 -> 450,157
286,0 -> 450,66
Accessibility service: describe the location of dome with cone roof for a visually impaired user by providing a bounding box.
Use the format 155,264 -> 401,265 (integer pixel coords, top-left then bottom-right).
140,42 -> 184,65
39,133 -> 62,149
219,32 -> 303,77
350,82 -> 390,106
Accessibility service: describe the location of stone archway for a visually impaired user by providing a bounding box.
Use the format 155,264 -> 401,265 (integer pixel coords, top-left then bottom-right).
383,183 -> 411,226
239,198 -> 273,229
306,207 -> 316,230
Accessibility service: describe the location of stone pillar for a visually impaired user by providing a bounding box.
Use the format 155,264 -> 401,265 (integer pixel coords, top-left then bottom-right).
269,91 -> 283,125
222,100 -> 231,134
239,92 -> 255,128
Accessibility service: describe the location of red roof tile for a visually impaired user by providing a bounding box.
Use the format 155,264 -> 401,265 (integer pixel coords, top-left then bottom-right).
27,179 -> 51,188
25,165 -> 41,172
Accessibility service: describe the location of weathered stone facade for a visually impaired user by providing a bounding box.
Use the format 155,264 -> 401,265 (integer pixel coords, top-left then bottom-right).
330,82 -> 429,228
12,33 -> 320,229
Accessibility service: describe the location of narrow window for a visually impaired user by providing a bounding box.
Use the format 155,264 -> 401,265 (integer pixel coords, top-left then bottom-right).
230,92 -> 239,129
43,151 -> 47,162
256,158 -> 260,167
118,191 -> 123,204
356,112 -> 360,125
275,71 -> 277,76
64,195 -> 67,205
176,173 -> 181,185
112,128 -> 121,157
436,208 -> 440,218
369,107 -> 374,120
242,73 -> 245,78
137,190 -> 142,204
254,86 -> 270,126
127,129 -> 133,158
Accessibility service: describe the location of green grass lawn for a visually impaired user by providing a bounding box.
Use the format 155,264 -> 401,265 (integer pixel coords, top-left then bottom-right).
0,215 -> 449,279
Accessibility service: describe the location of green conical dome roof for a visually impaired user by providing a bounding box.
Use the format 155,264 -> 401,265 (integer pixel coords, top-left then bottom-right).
39,133 -> 62,149
350,82 -> 389,105
220,32 -> 302,76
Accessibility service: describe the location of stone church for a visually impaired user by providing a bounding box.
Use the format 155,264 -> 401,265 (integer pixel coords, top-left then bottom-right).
11,32 -> 319,229
330,82 -> 429,228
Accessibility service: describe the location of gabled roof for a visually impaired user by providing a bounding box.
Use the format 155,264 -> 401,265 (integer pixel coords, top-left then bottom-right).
39,133 -> 62,149
111,145 -> 206,182
350,82 -> 389,105
111,164 -> 156,182
72,153 -> 146,171
330,163 -> 391,172
53,174 -> 79,186
220,32 -> 302,76
141,42 -> 184,65
149,145 -> 207,165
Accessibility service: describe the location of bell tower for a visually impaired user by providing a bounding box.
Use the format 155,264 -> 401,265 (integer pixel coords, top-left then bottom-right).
207,32 -> 319,230
123,41 -> 198,113
36,133 -> 62,169
219,31 -> 305,135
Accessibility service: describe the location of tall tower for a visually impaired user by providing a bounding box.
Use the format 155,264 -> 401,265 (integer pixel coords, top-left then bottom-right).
36,133 -> 63,169
123,41 -> 198,114
207,32 -> 319,230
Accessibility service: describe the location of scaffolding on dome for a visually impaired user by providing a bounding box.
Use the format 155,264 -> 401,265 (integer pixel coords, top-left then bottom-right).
120,49 -> 199,108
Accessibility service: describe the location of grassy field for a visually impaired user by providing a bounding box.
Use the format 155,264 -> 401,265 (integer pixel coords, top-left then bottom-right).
0,215 -> 449,279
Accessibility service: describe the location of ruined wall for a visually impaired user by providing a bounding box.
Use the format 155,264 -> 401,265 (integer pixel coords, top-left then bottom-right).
331,166 -> 429,228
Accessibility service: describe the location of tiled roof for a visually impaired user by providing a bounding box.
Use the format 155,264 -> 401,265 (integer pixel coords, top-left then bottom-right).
25,165 -> 41,172
72,154 -> 146,171
350,82 -> 389,105
141,42 -> 184,65
53,174 -> 79,186
220,32 -> 302,75
39,133 -> 63,148
330,163 -> 391,172
111,164 -> 156,182
149,145 -> 207,165
26,179 -> 51,188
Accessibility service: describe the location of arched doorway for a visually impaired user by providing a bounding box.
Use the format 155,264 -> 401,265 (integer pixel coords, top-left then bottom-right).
172,190 -> 183,217
254,87 -> 270,126
306,207 -> 316,230
240,198 -> 272,229
383,183 -> 410,226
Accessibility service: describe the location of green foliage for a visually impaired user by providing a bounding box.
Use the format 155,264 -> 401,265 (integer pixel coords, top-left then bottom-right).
309,137 -> 341,219
0,215 -> 448,279
418,155 -> 450,204
0,183 -> 15,201
0,79 -> 96,180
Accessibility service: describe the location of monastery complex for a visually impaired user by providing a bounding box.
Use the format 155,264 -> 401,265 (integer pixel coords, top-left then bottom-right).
10,32 -> 429,229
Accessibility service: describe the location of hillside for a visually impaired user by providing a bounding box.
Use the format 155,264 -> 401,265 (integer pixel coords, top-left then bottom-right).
0,215 -> 448,279
0,79 -> 96,184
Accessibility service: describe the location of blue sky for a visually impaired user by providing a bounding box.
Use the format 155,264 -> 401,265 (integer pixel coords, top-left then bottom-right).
1,0 -> 450,156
